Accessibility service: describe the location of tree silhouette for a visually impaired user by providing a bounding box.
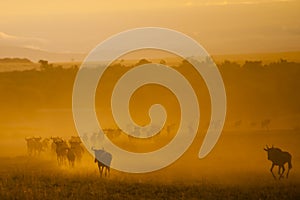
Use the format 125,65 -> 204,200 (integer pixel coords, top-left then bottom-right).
38,60 -> 53,71
135,58 -> 151,66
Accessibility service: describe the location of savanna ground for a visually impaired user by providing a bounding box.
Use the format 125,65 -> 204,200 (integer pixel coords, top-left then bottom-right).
0,156 -> 299,200
1,130 -> 300,200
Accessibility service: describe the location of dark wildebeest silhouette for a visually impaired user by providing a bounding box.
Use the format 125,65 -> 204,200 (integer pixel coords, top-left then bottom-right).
41,138 -> 50,152
69,136 -> 84,163
25,137 -> 43,156
92,147 -> 112,177
264,145 -> 292,179
50,137 -> 63,155
25,137 -> 35,156
53,139 -> 68,166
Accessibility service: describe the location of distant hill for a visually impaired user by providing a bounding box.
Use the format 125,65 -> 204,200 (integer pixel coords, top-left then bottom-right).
212,51 -> 300,64
0,58 -> 32,63
0,45 -> 86,62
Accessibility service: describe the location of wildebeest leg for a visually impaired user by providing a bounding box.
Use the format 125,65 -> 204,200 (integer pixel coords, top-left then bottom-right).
286,160 -> 292,178
101,166 -> 104,177
57,155 -> 60,165
28,148 -> 32,156
270,163 -> 276,179
69,160 -> 74,168
279,165 -> 285,179
98,164 -> 103,177
59,156 -> 63,166
59,157 -> 62,166
104,166 -> 110,177
98,165 -> 101,177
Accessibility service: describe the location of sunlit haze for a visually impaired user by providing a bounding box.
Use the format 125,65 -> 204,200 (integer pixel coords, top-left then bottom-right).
0,1 -> 300,199
1,0 -> 299,56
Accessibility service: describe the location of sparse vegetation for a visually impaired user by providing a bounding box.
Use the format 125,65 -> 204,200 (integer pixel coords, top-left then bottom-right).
0,58 -> 299,129
0,157 -> 299,200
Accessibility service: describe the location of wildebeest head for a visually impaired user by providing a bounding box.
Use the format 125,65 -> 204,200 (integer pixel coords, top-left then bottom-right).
264,145 -> 282,161
34,137 -> 42,142
69,136 -> 82,144
25,137 -> 34,142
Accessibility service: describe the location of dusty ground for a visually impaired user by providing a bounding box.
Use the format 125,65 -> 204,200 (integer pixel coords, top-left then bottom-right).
0,155 -> 299,200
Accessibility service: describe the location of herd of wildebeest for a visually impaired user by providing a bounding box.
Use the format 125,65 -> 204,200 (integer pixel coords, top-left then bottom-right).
25,135 -> 293,179
25,135 -> 112,177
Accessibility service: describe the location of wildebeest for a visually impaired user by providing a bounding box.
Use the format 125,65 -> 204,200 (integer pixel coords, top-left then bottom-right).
25,137 -> 35,156
41,138 -> 50,152
25,136 -> 43,156
264,145 -> 292,179
50,137 -> 62,154
49,136 -> 86,167
92,147 -> 112,177
104,128 -> 122,139
69,136 -> 84,163
53,138 -> 68,165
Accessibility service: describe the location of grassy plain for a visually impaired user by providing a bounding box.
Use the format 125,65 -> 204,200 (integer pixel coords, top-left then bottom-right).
0,155 -> 299,200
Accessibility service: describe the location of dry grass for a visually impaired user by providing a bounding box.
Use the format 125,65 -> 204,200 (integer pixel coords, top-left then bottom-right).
0,156 -> 299,200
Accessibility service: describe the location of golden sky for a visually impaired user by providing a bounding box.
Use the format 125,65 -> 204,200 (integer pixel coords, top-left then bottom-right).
0,0 -> 299,55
